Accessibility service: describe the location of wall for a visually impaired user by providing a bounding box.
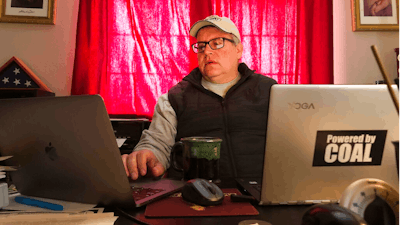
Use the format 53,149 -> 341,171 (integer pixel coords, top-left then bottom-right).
0,1 -> 80,96
334,1 -> 399,84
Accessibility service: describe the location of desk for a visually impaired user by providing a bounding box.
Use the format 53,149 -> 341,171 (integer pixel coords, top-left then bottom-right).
112,179 -> 310,225
114,205 -> 308,225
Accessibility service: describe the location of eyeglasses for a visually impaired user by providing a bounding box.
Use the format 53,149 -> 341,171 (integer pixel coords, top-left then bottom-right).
191,37 -> 235,53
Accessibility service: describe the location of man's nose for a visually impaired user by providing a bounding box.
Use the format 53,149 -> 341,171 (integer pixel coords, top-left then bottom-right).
203,44 -> 213,55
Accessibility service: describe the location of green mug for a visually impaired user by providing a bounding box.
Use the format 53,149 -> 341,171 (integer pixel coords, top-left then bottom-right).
171,137 -> 222,183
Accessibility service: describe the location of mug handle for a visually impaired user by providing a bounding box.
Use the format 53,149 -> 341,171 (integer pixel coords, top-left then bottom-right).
171,141 -> 184,172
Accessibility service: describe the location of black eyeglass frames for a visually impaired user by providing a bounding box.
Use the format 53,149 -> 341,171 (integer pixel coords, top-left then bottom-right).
191,37 -> 235,53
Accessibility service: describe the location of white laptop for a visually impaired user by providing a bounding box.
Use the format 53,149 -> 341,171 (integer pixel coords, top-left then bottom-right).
237,84 -> 399,205
0,95 -> 185,208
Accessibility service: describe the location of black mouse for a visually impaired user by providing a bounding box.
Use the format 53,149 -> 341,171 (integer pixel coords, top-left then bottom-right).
302,204 -> 367,225
181,178 -> 224,206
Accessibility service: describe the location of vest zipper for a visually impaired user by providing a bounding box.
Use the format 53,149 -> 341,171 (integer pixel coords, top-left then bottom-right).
221,99 -> 238,178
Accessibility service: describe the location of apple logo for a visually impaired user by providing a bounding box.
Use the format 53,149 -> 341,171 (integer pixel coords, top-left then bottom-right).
45,142 -> 58,161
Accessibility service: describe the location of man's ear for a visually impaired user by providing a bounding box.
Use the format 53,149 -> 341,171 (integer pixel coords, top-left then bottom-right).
236,43 -> 243,60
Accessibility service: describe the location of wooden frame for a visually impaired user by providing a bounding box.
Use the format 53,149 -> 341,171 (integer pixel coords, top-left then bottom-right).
0,0 -> 56,24
351,0 -> 399,31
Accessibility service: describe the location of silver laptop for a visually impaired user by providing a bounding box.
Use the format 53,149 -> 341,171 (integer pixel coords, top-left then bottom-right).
0,95 -> 185,208
237,84 -> 399,205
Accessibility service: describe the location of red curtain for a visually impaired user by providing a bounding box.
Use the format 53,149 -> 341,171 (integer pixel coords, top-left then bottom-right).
71,0 -> 333,118
297,0 -> 333,84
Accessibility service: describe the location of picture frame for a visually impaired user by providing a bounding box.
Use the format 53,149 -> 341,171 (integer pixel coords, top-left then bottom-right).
0,0 -> 56,24
351,0 -> 399,31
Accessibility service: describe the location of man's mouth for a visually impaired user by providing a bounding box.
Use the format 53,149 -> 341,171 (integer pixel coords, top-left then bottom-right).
206,61 -> 217,65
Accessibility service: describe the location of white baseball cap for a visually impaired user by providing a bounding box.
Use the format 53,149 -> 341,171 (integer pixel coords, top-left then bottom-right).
189,15 -> 241,43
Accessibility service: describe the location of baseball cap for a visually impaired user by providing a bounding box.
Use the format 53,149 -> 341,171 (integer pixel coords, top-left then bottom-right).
189,15 -> 241,43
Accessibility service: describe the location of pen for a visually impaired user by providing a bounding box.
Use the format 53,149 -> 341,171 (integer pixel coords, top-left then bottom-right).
15,196 -> 64,211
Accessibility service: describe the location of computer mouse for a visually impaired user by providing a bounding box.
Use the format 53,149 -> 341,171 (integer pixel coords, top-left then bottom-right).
181,178 -> 224,206
301,204 -> 367,225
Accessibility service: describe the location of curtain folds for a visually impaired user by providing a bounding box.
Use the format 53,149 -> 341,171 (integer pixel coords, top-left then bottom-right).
297,0 -> 333,84
71,0 -> 333,118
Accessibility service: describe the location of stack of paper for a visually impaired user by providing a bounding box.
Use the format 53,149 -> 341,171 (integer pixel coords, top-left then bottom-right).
0,156 -> 14,178
0,212 -> 118,225
0,156 -> 15,175
0,194 -> 118,225
0,155 -> 119,224
0,156 -> 14,209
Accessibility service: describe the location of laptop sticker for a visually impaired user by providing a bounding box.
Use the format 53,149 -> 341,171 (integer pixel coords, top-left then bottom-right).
313,130 -> 387,166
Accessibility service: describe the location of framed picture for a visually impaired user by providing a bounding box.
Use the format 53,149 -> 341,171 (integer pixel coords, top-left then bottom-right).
0,0 -> 56,24
351,0 -> 399,31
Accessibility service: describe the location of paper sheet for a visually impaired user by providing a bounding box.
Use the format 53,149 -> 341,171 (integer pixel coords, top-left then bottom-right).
0,212 -> 117,225
2,194 -> 97,213
0,156 -> 13,161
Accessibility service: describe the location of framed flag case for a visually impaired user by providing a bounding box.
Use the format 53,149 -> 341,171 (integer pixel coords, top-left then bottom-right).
0,56 -> 54,99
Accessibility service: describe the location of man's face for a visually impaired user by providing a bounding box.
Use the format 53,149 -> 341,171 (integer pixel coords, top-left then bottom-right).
196,26 -> 243,83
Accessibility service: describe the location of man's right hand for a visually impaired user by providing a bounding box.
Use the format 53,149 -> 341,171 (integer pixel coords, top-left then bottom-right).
121,149 -> 165,180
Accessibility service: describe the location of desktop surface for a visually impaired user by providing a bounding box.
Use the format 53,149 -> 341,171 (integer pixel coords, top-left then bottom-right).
112,178 -> 310,225
114,205 -> 308,225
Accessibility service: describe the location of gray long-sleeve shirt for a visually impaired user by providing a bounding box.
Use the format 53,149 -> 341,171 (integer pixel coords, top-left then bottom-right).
133,74 -> 241,170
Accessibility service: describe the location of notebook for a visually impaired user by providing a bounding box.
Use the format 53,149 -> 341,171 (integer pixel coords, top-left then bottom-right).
236,84 -> 399,205
0,95 -> 185,208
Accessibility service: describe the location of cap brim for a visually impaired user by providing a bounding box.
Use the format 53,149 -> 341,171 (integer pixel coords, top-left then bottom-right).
189,21 -> 216,38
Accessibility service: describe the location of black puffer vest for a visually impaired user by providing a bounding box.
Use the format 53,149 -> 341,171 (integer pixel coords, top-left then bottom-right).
168,63 -> 277,178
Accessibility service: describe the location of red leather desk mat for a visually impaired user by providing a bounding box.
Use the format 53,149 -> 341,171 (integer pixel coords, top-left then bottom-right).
144,188 -> 259,217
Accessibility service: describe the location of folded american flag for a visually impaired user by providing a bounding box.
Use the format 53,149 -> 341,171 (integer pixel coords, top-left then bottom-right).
0,57 -> 51,92
0,61 -> 40,88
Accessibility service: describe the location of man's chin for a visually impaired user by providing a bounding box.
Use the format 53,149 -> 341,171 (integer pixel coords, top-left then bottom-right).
203,69 -> 221,77
202,74 -> 223,83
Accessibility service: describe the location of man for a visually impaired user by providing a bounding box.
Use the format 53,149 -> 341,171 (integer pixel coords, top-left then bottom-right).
122,15 -> 277,180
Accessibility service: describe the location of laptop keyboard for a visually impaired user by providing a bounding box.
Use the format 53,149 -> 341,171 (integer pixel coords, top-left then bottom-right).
131,186 -> 165,202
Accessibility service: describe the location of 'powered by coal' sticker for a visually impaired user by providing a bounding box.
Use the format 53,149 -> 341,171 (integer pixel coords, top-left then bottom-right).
312,130 -> 387,166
